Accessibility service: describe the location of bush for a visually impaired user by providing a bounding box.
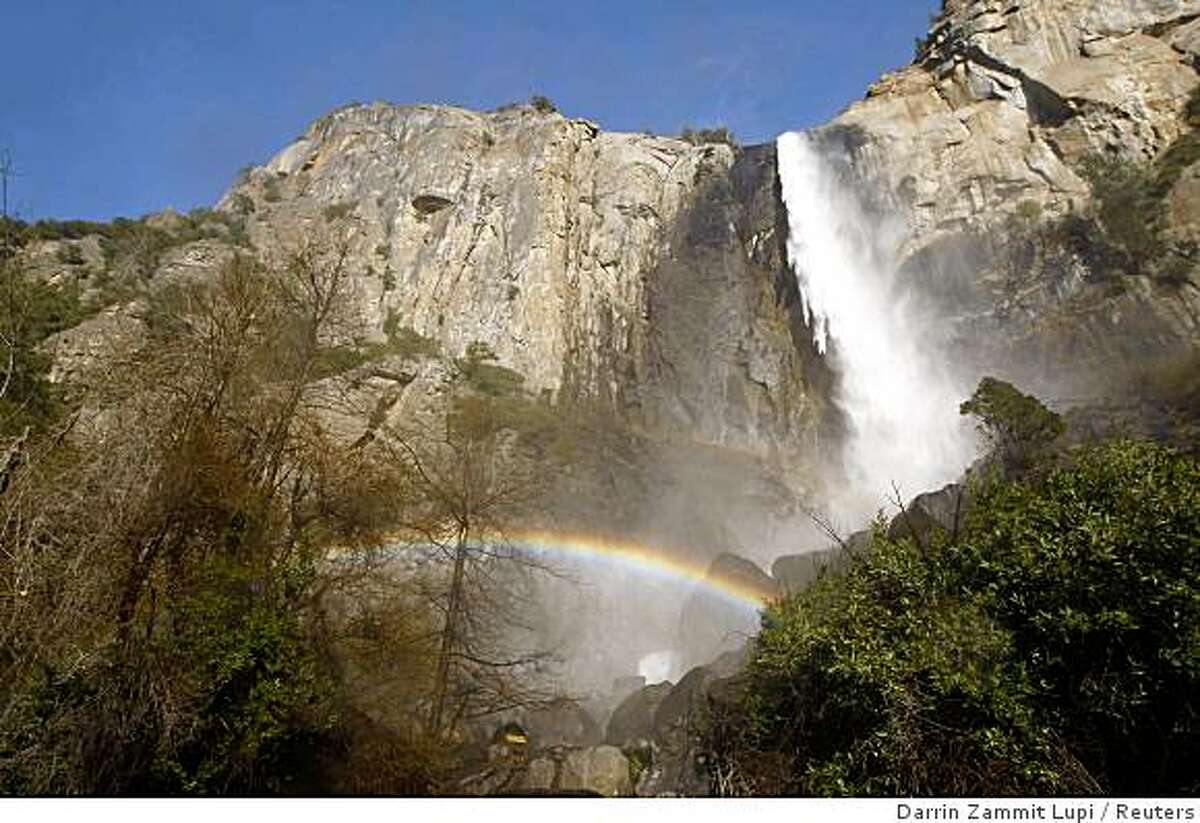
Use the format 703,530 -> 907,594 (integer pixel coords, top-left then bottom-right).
680,126 -> 737,148
956,439 -> 1200,794
54,243 -> 85,266
713,524 -> 1074,796
0,272 -> 86,435
455,341 -> 525,397
710,437 -> 1200,796
530,94 -> 558,114
1079,156 -> 1165,270
144,560 -> 337,794
323,202 -> 355,222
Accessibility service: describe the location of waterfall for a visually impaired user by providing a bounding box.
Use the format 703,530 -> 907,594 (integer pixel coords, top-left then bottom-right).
776,130 -> 978,523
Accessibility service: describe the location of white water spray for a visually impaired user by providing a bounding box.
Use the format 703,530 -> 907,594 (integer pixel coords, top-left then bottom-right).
776,131 -> 978,522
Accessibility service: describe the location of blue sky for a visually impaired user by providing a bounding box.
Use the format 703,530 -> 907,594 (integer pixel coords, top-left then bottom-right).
1,1 -> 939,221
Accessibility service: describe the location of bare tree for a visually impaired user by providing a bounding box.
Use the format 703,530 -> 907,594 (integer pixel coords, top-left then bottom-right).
0,234 -> 433,792
371,362 -> 562,742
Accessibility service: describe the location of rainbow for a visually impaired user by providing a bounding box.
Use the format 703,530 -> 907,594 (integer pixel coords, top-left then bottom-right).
358,527 -> 779,611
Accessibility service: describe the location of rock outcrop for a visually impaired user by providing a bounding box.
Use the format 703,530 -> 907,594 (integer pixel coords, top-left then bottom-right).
677,554 -> 776,668
838,0 -> 1198,242
219,103 -> 832,463
606,681 -> 673,749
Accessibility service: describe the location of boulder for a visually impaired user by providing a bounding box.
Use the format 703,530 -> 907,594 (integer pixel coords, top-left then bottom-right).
606,681 -> 673,748
516,745 -> 631,797
522,698 -> 603,748
678,553 -> 777,666
887,483 -> 972,545
772,530 -> 871,592
771,549 -> 837,593
559,746 -> 633,797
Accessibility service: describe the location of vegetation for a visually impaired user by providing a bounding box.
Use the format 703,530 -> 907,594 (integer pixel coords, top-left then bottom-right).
0,236 -> 87,435
680,126 -> 737,148
1078,155 -> 1166,272
323,202 -> 355,222
959,376 -> 1065,472
706,379 -> 1200,796
529,94 -> 558,114
0,237 -> 560,794
310,311 -> 440,380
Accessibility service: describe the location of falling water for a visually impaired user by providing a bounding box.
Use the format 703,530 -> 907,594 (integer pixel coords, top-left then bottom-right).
776,130 -> 978,523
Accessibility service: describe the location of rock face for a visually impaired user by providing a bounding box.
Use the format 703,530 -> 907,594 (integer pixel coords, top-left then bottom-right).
886,483 -> 974,545
606,681 -> 673,749
815,0 -> 1200,397
840,0 -> 1197,243
677,554 -> 777,668
219,103 -> 832,463
521,698 -> 603,749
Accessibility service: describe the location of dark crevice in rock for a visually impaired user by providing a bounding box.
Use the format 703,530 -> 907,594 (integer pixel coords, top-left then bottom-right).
1144,12 -> 1200,39
412,194 -> 454,214
955,45 -> 1075,128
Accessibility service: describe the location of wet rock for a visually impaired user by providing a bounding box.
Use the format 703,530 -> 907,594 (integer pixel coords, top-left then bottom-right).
522,698 -> 603,748
514,745 -> 632,797
771,550 -> 838,593
678,554 -> 777,666
606,681 -> 673,748
887,483 -> 973,545
559,745 -> 633,797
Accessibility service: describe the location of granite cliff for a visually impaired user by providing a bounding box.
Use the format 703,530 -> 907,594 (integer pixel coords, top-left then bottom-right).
815,0 -> 1200,405
25,0 -> 1200,566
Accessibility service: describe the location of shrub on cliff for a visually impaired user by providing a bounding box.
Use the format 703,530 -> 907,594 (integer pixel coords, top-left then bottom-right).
680,126 -> 737,148
529,94 -> 558,114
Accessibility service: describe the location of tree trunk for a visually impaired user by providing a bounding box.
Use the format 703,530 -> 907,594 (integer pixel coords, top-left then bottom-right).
428,524 -> 468,738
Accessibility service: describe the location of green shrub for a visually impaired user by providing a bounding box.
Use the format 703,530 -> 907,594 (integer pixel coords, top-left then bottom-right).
455,341 -> 525,396
383,315 -> 438,358
958,439 -> 1200,793
323,202 -> 354,222
0,273 -> 86,434
145,561 -> 336,794
680,126 -> 737,148
712,437 -> 1200,796
1079,155 -> 1165,270
530,94 -> 558,114
716,527 -> 1070,796
54,242 -> 85,266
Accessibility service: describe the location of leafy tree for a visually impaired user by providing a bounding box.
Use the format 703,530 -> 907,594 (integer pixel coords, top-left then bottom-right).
709,526 -> 1079,796
0,256 -> 86,435
959,377 -> 1065,472
956,439 -> 1200,794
